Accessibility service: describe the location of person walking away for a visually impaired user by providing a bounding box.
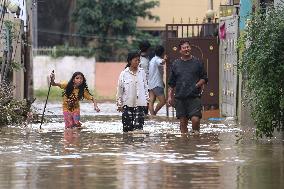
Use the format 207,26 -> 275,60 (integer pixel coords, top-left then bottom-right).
116,51 -> 149,132
139,40 -> 151,115
167,40 -> 208,134
50,71 -> 100,129
139,40 -> 151,80
148,45 -> 167,115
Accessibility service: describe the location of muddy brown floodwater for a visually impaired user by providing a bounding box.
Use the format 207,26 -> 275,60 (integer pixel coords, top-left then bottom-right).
0,101 -> 283,189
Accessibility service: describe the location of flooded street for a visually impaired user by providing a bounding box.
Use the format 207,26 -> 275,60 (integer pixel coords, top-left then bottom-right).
0,101 -> 283,189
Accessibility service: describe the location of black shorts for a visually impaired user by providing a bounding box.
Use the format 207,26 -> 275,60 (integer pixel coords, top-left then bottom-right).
175,97 -> 202,119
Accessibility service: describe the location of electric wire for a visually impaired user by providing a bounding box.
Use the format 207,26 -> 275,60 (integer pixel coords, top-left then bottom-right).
37,29 -> 160,43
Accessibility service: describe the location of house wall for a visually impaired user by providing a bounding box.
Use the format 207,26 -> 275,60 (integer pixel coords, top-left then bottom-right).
137,0 -> 228,30
33,56 -> 96,90
0,13 -> 24,99
239,0 -> 253,30
95,62 -> 126,98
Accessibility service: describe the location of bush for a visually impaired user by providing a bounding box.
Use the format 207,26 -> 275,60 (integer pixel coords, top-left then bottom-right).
238,6 -> 284,137
0,83 -> 32,126
51,46 -> 96,58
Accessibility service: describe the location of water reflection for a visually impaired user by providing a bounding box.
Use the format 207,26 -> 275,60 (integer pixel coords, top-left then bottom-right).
0,102 -> 283,188
64,129 -> 81,147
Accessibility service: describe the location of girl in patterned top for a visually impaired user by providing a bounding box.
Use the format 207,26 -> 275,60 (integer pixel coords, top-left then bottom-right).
50,71 -> 100,129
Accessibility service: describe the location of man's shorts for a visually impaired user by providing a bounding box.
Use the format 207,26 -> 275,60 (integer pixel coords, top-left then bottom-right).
152,86 -> 164,97
175,97 -> 202,119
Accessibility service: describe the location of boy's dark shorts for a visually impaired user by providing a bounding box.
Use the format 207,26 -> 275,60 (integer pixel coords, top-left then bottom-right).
152,86 -> 165,97
175,97 -> 202,119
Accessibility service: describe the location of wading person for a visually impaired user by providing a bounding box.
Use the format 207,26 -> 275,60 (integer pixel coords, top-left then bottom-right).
50,71 -> 100,129
167,40 -> 208,134
139,40 -> 151,115
148,45 -> 167,115
139,40 -> 151,81
116,51 -> 149,132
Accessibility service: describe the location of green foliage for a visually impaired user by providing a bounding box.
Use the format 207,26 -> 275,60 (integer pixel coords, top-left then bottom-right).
4,21 -> 16,41
130,30 -> 161,50
50,46 -> 96,58
238,6 -> 284,137
72,0 -> 160,61
34,88 -> 64,101
1,21 -> 23,80
11,60 -> 24,71
34,88 -> 115,101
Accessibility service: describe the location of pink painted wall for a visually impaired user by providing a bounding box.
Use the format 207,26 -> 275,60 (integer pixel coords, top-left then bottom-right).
95,62 -> 126,98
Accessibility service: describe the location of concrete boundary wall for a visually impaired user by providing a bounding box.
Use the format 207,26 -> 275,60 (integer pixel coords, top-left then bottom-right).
33,56 -> 126,98
33,56 -> 96,90
95,62 -> 125,98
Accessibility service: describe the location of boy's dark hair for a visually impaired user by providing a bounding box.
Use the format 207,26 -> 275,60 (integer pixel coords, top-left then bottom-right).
125,51 -> 140,68
139,40 -> 151,53
155,45 -> 165,57
178,40 -> 191,49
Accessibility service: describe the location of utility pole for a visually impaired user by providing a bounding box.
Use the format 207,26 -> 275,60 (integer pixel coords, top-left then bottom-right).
32,0 -> 37,49
24,0 -> 34,99
69,0 -> 76,46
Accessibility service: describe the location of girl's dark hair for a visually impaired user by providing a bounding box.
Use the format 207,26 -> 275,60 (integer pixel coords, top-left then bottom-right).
155,45 -> 165,57
63,72 -> 92,100
125,51 -> 140,68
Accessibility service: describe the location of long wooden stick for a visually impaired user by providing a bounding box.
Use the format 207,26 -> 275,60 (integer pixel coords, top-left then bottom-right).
40,70 -> 54,129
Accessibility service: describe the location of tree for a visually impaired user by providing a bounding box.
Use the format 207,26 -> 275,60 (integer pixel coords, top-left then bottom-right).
72,0 -> 159,61
38,0 -> 73,46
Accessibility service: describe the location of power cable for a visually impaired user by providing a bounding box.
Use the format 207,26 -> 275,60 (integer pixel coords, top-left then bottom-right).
37,29 -> 160,43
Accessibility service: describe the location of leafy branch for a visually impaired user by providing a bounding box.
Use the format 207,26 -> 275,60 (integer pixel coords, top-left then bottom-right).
238,6 -> 284,137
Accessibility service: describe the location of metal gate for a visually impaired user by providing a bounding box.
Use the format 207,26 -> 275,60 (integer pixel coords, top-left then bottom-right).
219,16 -> 239,117
165,23 -> 219,113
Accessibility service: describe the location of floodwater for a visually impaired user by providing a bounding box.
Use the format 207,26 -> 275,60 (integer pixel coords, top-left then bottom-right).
0,101 -> 283,189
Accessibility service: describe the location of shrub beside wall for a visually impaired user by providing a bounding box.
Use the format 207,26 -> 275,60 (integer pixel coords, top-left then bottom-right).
238,7 -> 284,137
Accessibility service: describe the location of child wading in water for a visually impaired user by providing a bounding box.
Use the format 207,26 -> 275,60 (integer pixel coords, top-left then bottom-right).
116,52 -> 149,132
50,71 -> 100,129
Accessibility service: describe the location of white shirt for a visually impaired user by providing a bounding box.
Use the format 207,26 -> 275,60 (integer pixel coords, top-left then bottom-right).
116,67 -> 149,107
139,56 -> 150,81
148,56 -> 164,89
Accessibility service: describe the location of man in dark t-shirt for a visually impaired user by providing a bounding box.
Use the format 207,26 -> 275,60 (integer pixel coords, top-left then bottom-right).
167,40 -> 208,134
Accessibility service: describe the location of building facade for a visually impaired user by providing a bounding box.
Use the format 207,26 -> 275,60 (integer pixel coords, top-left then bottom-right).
137,0 -> 227,31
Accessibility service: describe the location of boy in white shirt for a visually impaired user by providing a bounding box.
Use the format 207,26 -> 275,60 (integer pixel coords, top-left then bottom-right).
148,45 -> 167,115
139,40 -> 151,115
